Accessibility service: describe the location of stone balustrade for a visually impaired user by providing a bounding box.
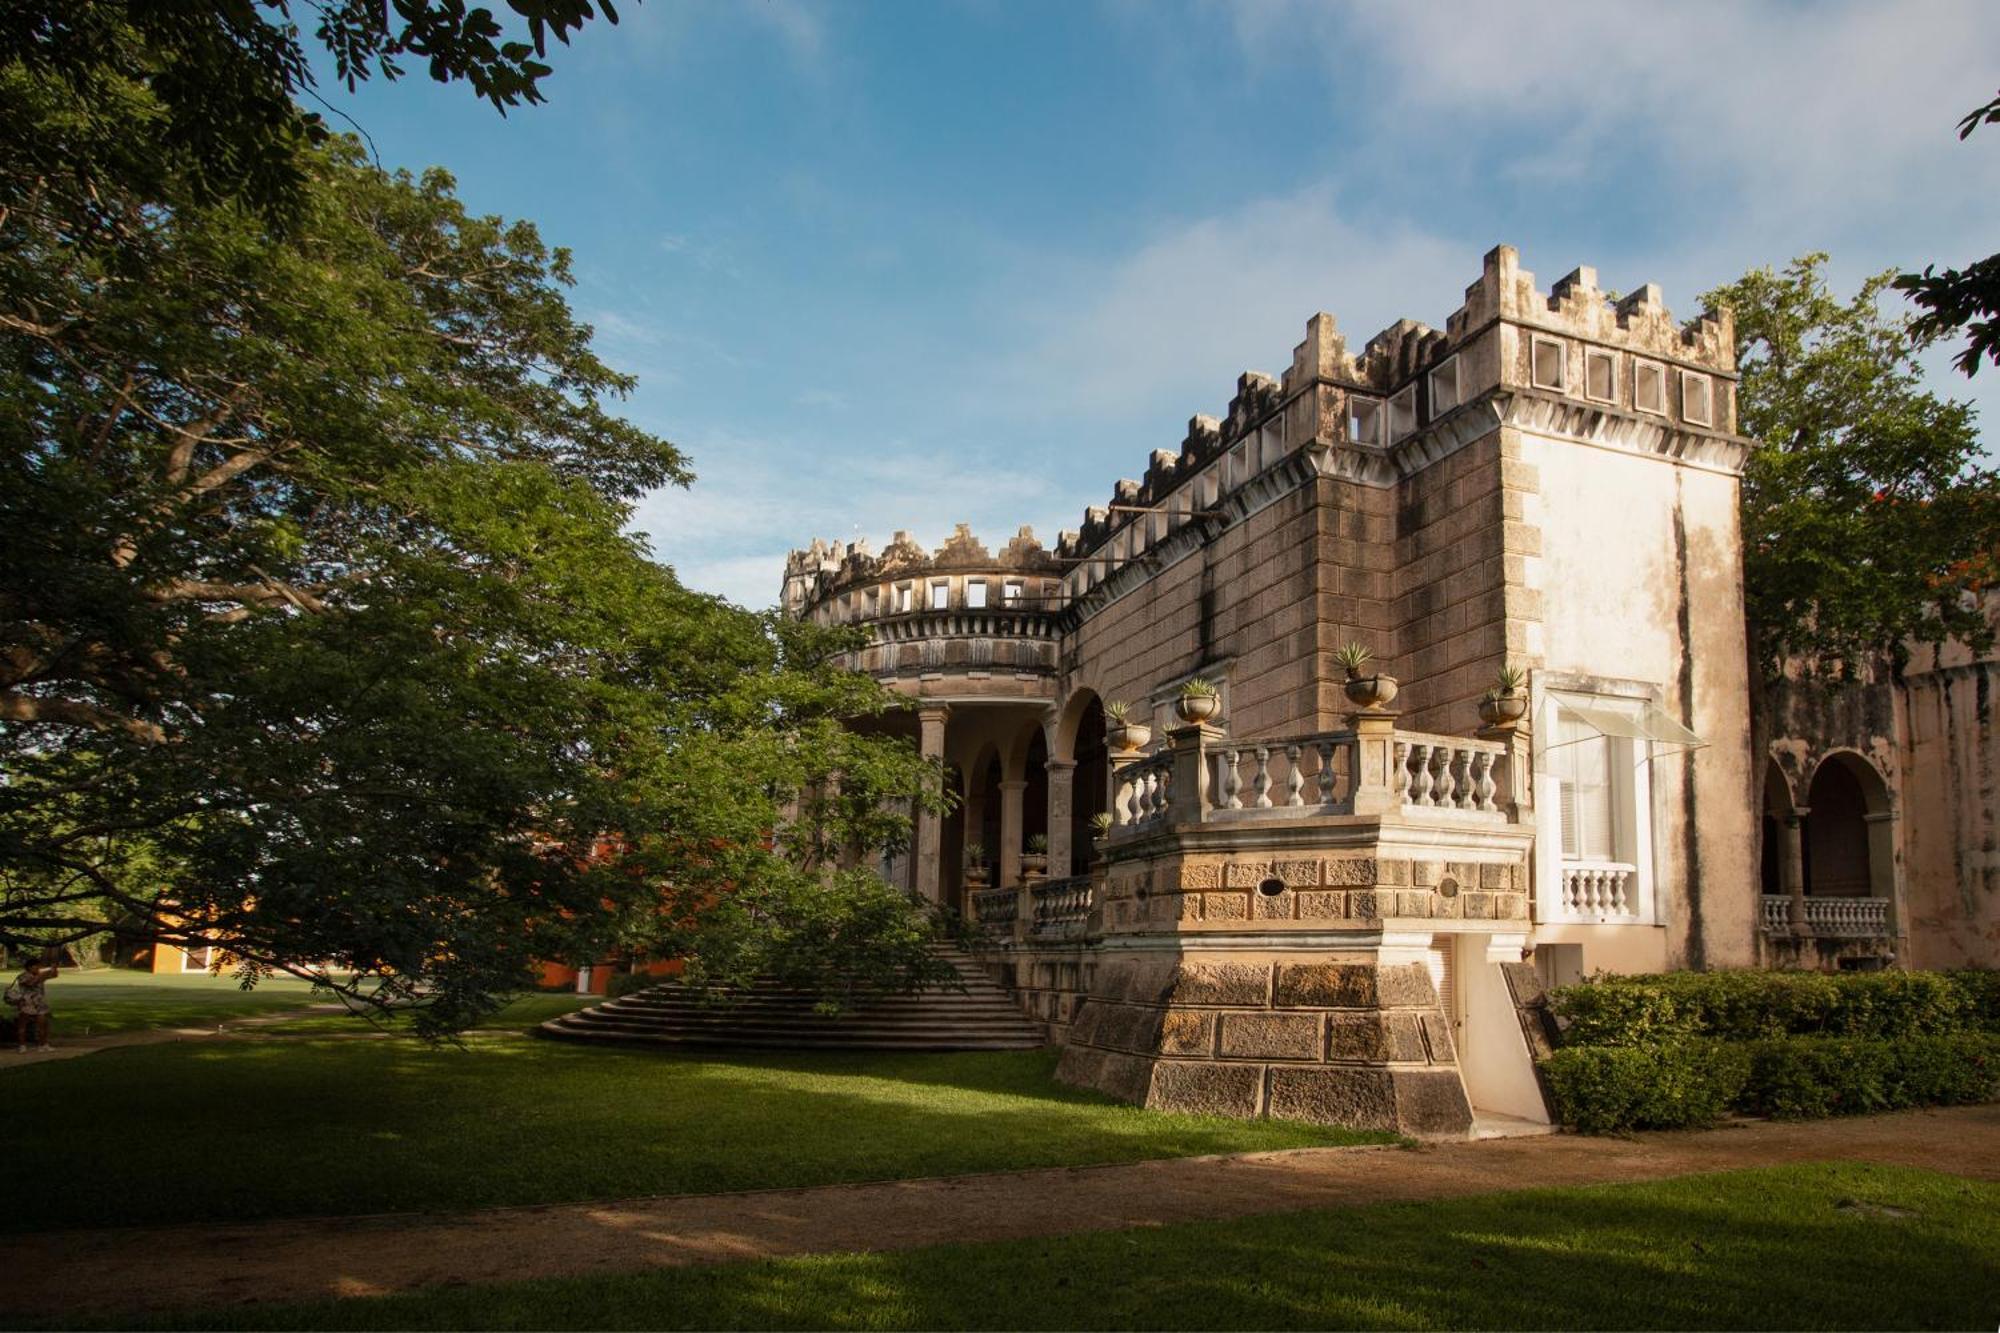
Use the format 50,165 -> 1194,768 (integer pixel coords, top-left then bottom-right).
1558,860 -> 1639,919
1030,875 -> 1092,941
973,884 -> 1021,926
1108,720 -> 1517,837
1760,894 -> 1891,938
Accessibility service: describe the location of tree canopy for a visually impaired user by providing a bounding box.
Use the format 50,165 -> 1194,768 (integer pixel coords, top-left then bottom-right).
1,35 -> 948,1032
1894,88 -> 2000,376
1705,256 -> 1999,679
2,1 -> 630,224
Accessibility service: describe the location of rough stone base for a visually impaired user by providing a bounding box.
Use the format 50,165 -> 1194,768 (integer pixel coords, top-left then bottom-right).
1052,952 -> 1475,1137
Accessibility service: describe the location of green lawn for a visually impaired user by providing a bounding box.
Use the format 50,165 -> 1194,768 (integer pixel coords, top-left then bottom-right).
66,1163 -> 2000,1331
32,969 -> 328,1037
0,1038 -> 1386,1233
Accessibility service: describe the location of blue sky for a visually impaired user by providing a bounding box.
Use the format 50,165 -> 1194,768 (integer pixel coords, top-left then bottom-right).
327,0 -> 2000,607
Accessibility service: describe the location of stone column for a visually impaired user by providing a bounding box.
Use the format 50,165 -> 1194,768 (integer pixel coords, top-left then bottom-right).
915,706 -> 949,904
998,780 -> 1027,887
1779,809 -> 1808,934
1045,760 -> 1076,878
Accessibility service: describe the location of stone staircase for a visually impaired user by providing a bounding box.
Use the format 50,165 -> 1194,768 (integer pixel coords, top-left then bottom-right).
537,947 -> 1046,1052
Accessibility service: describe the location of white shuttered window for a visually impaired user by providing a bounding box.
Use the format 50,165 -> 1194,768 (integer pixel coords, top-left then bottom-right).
1553,715 -> 1615,861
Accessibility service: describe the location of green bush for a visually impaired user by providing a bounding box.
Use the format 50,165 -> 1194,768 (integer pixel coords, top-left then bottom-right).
1550,969 -> 1994,1047
604,971 -> 660,1000
1738,1034 -> 2000,1119
1541,1041 -> 1750,1133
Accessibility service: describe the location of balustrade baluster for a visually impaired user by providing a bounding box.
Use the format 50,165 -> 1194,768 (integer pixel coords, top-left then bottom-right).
1393,741 -> 1411,804
1221,749 -> 1243,810
1409,742 -> 1434,806
1470,751 -> 1496,812
1252,745 -> 1273,809
1316,739 -> 1338,807
1284,744 -> 1305,807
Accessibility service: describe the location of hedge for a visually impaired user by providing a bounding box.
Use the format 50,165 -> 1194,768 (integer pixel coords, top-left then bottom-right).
1548,969 -> 2000,1048
1542,1033 -> 2000,1133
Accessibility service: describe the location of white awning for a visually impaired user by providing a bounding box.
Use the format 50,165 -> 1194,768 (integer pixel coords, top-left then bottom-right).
1550,693 -> 1706,751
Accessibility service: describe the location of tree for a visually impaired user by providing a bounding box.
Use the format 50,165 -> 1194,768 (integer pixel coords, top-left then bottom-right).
1705,255 -> 2000,679
1895,89 -> 2000,376
1,55 -> 948,1033
2,1 -> 631,224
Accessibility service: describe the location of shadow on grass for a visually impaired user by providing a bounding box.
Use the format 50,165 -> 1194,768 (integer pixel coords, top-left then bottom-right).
52,1162 -> 2000,1331
0,1037 -> 1381,1235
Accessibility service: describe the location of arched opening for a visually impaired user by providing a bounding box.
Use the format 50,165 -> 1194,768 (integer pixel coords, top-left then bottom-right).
1804,754 -> 1890,899
1070,697 -> 1107,873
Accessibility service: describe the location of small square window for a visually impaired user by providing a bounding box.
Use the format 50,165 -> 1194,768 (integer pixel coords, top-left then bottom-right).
1633,360 -> 1666,415
929,582 -> 950,610
1681,372 -> 1713,427
966,580 -> 987,609
1388,386 -> 1417,442
1531,336 -> 1567,391
1585,350 -> 1616,403
1348,397 -> 1381,445
1428,357 -> 1461,415
865,588 -> 880,616
895,584 -> 913,613
1002,580 -> 1024,604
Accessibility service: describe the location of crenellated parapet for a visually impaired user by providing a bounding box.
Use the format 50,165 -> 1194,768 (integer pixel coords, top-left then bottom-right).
1053,244 -> 1749,573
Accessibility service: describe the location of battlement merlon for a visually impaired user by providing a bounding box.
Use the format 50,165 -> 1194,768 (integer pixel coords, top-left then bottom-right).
1059,243 -> 1744,550
785,523 -> 1066,615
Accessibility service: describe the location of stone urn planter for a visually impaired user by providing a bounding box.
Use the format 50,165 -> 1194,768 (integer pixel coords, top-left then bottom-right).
1020,853 -> 1048,875
1175,691 -> 1221,725
1478,691 -> 1528,726
1107,721 -> 1152,752
1342,673 -> 1399,710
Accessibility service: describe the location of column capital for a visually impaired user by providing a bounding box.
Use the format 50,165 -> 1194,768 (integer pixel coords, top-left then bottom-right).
997,779 -> 1029,793
1044,758 -> 1077,774
916,704 -> 951,723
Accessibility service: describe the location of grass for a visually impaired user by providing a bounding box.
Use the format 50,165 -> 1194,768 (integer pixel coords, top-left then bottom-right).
54,1163 -> 2000,1331
30,968 -> 327,1037
0,1038 -> 1386,1233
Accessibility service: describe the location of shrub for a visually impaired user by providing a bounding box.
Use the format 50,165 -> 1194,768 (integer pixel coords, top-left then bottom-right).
1738,1034 -> 2000,1119
605,971 -> 659,1000
1550,969 -> 1989,1047
1540,1041 -> 1751,1133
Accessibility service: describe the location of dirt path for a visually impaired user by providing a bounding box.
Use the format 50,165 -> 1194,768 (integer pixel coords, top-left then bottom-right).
0,1005 -> 362,1069
8,1104 -> 1999,1320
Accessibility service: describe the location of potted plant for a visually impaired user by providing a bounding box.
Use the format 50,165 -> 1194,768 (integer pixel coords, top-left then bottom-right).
963,843 -> 990,888
1089,812 -> 1114,843
1336,641 -> 1399,710
1175,677 -> 1222,724
1022,833 -> 1049,875
1104,700 -> 1151,752
1478,664 -> 1529,726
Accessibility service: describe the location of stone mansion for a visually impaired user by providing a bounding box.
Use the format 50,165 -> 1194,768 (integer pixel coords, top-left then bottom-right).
779,245 -> 2000,1135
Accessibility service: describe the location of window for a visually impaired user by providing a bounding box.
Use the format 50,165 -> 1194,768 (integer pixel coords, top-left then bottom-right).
865,588 -> 880,617
929,581 -> 950,610
1427,357 -> 1461,416
1633,360 -> 1666,414
1388,386 -> 1417,442
895,583 -> 913,613
1681,371 -> 1713,426
1552,714 -> 1615,861
965,579 -> 987,608
1585,349 -> 1617,403
1531,336 -> 1567,391
1002,579 -> 1024,605
1349,397 -> 1381,445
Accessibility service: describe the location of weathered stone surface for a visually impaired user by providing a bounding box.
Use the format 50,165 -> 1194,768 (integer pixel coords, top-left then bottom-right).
1160,1009 -> 1216,1056
1378,859 -> 1412,886
1273,961 -> 1375,1008
1148,1061 -> 1263,1118
1103,957 -> 1179,1005
1296,891 -> 1347,920
1433,891 -> 1464,919
1178,862 -> 1223,891
1325,857 -> 1378,886
1169,960 -> 1272,1007
1067,1001 -> 1105,1046
1203,892 -> 1249,921
1420,1011 -> 1456,1063
1413,861 -> 1442,887
1462,891 -> 1494,919
1225,861 -> 1272,889
1219,1011 -> 1321,1060
1275,859 -> 1321,887
1376,961 -> 1438,1008
1094,1049 -> 1156,1105
1396,890 -> 1434,918
1479,862 -> 1511,889
1496,892 -> 1527,919
1252,887 -> 1295,920
1091,1002 -> 1158,1053
1266,1066 -> 1398,1130
1392,1068 -> 1475,1135
1348,890 -> 1382,919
